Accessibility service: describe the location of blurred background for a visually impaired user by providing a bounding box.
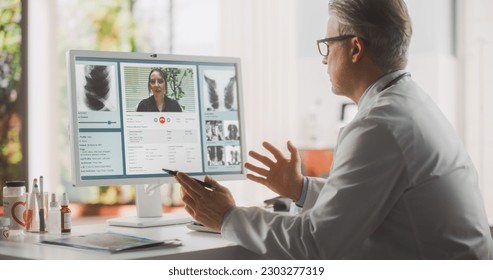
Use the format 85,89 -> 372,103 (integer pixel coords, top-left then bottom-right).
1,0 -> 492,224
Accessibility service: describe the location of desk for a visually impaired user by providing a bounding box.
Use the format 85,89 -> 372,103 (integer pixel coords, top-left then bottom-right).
0,222 -> 264,260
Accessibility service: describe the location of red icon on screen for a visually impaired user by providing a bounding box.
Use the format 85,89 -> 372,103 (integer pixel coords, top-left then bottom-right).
159,116 -> 166,124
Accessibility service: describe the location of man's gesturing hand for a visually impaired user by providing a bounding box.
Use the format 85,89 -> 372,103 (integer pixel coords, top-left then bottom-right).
245,141 -> 303,201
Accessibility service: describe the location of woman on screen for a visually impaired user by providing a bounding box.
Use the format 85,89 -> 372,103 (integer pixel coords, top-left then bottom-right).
136,68 -> 183,112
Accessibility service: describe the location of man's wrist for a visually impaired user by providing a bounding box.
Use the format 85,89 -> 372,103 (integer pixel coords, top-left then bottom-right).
294,177 -> 308,208
221,206 -> 236,229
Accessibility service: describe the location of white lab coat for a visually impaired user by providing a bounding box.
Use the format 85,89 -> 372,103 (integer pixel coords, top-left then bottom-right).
221,70 -> 493,259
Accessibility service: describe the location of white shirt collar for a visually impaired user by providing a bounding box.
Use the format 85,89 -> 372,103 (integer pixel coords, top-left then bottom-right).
357,70 -> 409,108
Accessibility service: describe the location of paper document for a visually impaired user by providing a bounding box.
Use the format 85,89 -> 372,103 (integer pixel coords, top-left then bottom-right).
41,232 -> 182,253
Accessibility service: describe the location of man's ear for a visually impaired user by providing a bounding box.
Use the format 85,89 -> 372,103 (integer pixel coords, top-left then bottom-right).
353,46 -> 359,55
351,37 -> 365,63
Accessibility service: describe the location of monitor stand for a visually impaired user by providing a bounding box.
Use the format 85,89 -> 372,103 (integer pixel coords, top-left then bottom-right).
107,184 -> 192,228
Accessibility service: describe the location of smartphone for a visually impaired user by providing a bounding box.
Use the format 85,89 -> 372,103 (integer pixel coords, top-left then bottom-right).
186,221 -> 220,234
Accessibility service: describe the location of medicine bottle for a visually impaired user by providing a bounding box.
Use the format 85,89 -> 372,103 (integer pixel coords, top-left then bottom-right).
2,181 -> 26,236
0,217 -> 10,240
60,192 -> 71,233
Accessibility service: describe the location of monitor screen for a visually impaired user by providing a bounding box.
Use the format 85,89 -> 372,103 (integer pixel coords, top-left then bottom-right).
66,50 -> 246,188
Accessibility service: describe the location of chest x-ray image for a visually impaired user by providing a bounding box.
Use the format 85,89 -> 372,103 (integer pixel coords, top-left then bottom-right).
76,64 -> 117,112
203,69 -> 237,112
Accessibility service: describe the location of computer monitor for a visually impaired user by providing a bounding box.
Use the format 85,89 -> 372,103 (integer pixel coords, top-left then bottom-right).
66,50 -> 246,227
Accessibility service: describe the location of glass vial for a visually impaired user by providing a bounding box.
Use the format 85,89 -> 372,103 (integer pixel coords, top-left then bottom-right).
60,193 -> 71,233
48,193 -> 61,234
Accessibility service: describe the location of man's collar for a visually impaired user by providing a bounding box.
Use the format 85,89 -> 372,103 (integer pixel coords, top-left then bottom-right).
357,70 -> 408,108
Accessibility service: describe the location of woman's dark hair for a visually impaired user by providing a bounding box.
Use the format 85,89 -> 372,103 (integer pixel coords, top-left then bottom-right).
147,68 -> 168,93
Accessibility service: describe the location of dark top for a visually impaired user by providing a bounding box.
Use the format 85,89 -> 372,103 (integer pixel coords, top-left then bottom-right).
136,95 -> 183,112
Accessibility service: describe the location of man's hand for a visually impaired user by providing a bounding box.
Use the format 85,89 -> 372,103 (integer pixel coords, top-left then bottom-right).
177,172 -> 235,232
245,141 -> 304,201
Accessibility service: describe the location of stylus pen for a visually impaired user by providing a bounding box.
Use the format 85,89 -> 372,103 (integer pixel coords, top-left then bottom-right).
162,168 -> 217,191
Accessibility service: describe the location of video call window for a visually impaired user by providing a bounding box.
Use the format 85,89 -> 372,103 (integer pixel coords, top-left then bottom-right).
123,65 -> 196,113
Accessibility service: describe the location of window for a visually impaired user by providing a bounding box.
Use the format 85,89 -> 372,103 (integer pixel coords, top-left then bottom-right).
0,0 -> 27,208
459,0 -> 493,224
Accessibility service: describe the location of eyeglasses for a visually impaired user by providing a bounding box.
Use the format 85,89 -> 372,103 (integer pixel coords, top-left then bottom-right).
317,35 -> 358,57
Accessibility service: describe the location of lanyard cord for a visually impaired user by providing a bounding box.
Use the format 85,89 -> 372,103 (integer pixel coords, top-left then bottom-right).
381,72 -> 410,91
